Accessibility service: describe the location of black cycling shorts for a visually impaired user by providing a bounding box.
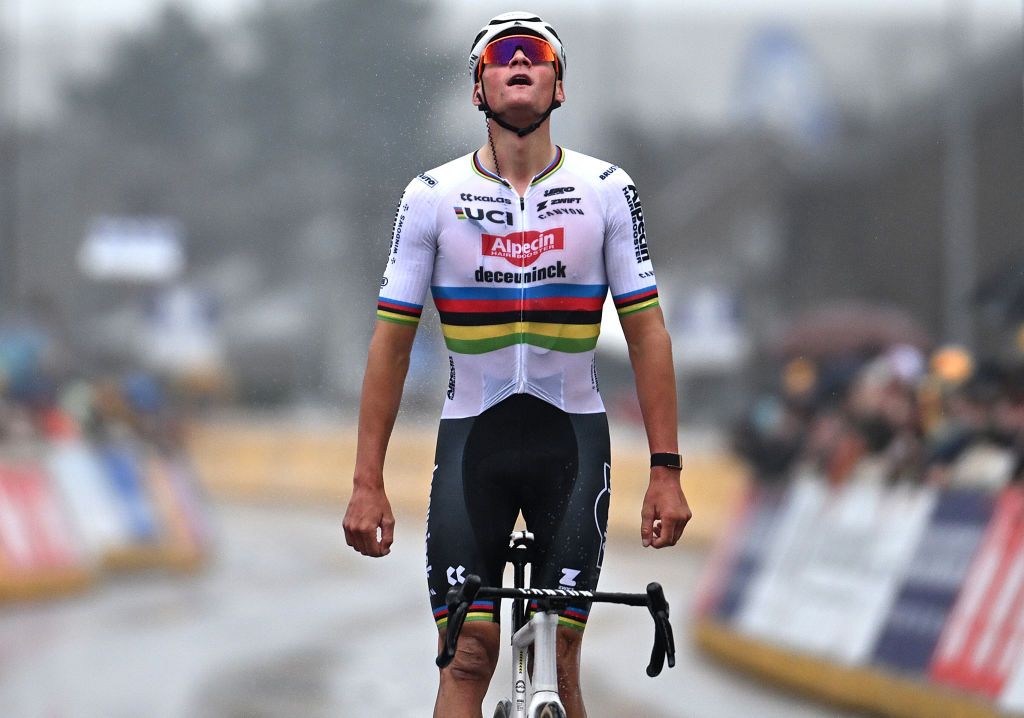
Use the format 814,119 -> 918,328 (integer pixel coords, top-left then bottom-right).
426,393 -> 611,633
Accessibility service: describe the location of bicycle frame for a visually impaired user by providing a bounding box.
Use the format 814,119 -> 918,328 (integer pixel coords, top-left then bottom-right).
510,609 -> 561,716
437,531 -> 675,718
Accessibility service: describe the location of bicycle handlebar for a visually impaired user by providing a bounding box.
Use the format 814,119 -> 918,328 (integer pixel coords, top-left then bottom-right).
435,576 -> 676,677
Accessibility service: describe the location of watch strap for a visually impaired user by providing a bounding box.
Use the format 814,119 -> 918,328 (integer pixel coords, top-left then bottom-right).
650,452 -> 683,470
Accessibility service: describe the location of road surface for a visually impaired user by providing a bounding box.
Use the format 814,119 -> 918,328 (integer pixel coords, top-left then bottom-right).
0,502 -> 861,717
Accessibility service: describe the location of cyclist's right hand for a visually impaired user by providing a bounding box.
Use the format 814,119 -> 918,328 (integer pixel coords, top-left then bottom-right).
342,481 -> 395,557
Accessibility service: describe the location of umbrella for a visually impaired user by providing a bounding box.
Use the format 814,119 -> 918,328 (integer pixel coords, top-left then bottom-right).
775,301 -> 932,359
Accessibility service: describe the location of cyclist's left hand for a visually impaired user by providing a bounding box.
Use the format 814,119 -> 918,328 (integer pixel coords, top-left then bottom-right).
640,469 -> 692,548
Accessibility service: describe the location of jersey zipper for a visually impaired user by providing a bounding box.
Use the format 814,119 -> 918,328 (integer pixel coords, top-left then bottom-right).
515,190 -> 528,394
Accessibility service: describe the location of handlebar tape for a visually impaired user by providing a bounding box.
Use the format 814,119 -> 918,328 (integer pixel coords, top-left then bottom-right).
436,575 -> 482,668
645,583 -> 676,677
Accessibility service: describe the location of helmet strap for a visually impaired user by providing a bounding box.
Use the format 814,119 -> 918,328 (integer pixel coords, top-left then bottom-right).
478,81 -> 561,139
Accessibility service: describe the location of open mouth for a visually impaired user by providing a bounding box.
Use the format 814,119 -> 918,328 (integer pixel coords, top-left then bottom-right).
507,75 -> 532,86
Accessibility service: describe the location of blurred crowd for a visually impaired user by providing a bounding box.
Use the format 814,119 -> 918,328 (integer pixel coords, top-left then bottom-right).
733,344 -> 1024,491
0,313 -> 186,453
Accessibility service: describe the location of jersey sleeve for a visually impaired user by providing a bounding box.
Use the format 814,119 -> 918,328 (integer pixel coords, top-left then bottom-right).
376,177 -> 439,327
602,169 -> 660,317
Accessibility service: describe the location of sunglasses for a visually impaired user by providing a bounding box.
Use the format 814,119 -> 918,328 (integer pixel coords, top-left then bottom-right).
479,35 -> 558,78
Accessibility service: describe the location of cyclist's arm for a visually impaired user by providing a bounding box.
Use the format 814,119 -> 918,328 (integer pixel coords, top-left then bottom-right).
345,176 -> 437,557
620,306 -> 692,548
342,318 -> 417,558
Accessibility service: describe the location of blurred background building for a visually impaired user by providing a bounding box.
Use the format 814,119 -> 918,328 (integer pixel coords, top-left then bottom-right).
2,0 -> 1021,418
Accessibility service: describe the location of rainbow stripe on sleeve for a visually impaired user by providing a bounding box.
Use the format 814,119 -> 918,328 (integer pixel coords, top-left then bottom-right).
433,600 -> 497,629
431,283 -> 607,354
613,285 -> 659,316
377,297 -> 423,326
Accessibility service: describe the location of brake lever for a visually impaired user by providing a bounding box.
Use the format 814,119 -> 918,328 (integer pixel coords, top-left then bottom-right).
436,574 -> 481,668
644,582 -> 675,677
655,610 -> 676,671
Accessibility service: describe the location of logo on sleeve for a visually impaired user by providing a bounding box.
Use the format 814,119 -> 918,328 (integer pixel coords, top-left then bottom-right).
417,172 -> 438,188
599,165 -> 619,180
481,228 -> 564,267
621,184 -> 649,263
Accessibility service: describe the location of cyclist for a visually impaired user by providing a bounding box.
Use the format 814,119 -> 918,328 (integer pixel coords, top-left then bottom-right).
343,11 -> 692,717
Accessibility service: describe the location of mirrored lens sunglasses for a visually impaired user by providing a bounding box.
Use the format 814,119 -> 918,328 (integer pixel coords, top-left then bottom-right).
479,35 -> 558,77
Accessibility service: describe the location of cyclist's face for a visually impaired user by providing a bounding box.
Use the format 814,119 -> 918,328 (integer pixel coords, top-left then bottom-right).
473,47 -> 564,116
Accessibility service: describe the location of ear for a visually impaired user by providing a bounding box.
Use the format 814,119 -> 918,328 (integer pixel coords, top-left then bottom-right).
472,82 -> 484,107
554,79 -> 566,105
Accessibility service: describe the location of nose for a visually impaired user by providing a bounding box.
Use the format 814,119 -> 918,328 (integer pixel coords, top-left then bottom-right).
509,48 -> 532,67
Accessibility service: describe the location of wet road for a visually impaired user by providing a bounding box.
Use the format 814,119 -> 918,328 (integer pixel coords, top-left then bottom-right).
0,503 -> 860,717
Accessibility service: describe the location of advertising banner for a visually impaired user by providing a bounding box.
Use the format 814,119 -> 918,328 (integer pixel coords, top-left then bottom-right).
692,487 -> 755,619
1000,627 -> 1024,713
871,487 -> 994,674
737,462 -> 935,664
98,443 -> 160,543
164,456 -> 212,550
930,486 -> 1024,699
735,469 -> 829,646
46,439 -> 129,556
703,485 -> 786,622
142,453 -> 202,552
0,463 -> 82,571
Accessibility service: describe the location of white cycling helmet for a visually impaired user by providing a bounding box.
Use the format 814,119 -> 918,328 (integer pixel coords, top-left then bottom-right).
468,11 -> 566,81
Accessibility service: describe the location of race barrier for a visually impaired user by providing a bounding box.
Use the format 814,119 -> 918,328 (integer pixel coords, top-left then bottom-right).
0,455 -> 93,599
185,418 -> 748,544
0,414 -> 214,601
695,467 -> 1024,718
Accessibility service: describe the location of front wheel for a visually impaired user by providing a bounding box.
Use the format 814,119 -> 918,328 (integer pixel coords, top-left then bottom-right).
493,699 -> 513,718
535,703 -> 566,718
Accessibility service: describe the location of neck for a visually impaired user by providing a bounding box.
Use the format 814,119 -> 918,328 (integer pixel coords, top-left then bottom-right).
477,119 -> 556,196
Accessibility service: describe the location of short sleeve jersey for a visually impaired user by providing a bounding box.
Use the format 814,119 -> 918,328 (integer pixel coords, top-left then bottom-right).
377,146 -> 660,419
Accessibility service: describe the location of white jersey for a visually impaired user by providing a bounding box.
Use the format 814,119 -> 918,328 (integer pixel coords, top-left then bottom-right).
377,146 -> 660,419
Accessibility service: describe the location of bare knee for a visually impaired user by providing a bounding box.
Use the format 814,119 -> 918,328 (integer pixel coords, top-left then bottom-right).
443,629 -> 499,684
556,626 -> 584,666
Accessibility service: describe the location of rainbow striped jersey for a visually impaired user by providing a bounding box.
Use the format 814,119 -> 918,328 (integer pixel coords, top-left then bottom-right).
377,146 -> 660,419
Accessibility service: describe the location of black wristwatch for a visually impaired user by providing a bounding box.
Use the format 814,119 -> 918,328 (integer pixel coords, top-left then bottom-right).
650,452 -> 683,470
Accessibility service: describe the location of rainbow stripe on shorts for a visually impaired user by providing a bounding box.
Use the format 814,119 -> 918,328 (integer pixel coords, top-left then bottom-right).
433,599 -> 496,629
529,601 -> 590,632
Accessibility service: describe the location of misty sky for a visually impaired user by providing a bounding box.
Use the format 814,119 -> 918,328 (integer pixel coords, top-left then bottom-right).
11,0 -> 1024,36
5,0 -> 1020,126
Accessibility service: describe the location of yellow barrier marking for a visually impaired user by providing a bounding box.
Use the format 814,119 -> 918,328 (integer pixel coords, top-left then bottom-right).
694,619 -> 1008,718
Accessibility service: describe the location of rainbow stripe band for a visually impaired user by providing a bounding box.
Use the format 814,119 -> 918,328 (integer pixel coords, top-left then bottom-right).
528,601 -> 590,632
433,600 -> 497,629
613,285 -> 659,316
471,146 -> 564,187
530,145 -> 564,186
431,283 -> 607,354
377,297 -> 423,326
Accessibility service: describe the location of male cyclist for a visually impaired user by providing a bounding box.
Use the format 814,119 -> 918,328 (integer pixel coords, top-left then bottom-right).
343,11 -> 691,717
